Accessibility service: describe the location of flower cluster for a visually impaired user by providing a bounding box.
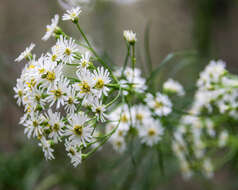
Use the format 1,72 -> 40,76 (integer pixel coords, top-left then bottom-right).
173,60 -> 238,179
14,6 -> 238,181
14,10 -> 112,167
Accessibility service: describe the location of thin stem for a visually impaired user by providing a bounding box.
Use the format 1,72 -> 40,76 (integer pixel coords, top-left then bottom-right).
106,87 -> 121,108
82,109 -> 123,160
132,44 -> 136,72
121,42 -> 131,76
74,22 -> 118,83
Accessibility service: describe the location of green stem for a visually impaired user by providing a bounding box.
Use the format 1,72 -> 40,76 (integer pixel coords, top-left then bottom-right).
74,22 -> 118,83
132,44 -> 136,72
82,109 -> 123,160
106,87 -> 121,108
121,42 -> 131,76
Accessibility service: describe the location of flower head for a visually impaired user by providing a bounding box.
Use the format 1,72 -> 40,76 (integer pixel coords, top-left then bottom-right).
62,6 -> 81,22
42,14 -> 59,41
123,30 -> 136,44
15,43 -> 35,62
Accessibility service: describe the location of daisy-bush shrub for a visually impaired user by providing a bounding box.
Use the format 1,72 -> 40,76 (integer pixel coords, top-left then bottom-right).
14,6 -> 238,180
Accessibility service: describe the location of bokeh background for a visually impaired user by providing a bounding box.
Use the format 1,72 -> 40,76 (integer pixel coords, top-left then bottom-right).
0,0 -> 238,189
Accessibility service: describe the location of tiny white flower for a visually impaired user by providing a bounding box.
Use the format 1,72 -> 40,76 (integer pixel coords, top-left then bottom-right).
131,104 -> 151,127
26,87 -> 46,109
62,6 -> 81,22
93,67 -> 111,97
111,136 -> 126,153
65,139 -> 82,167
13,78 -> 25,106
138,118 -> 164,146
38,137 -> 55,160
163,78 -> 185,96
46,46 -> 61,63
46,109 -> 64,143
57,36 -> 79,64
65,112 -> 93,147
146,92 -> 172,116
23,112 -> 44,139
91,98 -> 108,122
75,68 -> 96,99
15,43 -> 35,62
65,87 -> 79,114
46,77 -> 69,109
42,14 -> 59,41
77,51 -> 92,69
123,30 -> 136,44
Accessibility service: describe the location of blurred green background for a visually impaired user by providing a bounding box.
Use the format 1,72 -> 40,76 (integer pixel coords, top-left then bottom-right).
1,0 -> 238,189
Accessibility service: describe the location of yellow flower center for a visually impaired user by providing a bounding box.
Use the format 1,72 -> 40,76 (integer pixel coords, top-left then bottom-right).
116,141 -> 122,147
18,90 -> 23,97
148,128 -> 156,136
52,89 -> 62,97
96,107 -> 101,114
52,54 -> 57,62
121,114 -> 128,123
28,64 -> 35,69
68,97 -> 73,104
136,113 -> 143,121
53,123 -> 60,131
69,148 -> 75,155
46,71 -> 56,81
35,95 -> 41,102
79,81 -> 91,93
26,79 -> 36,89
154,100 -> 164,109
39,68 -> 45,74
73,125 -> 83,136
33,120 -> 38,127
65,48 -> 71,56
95,79 -> 104,89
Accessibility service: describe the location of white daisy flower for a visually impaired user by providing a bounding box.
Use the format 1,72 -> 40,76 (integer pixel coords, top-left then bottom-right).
15,43 -> 35,62
26,87 -> 46,110
109,105 -> 131,131
163,78 -> 185,96
46,109 -> 64,143
65,139 -> 82,167
91,98 -> 108,122
123,30 -> 136,44
65,87 -> 79,114
93,67 -> 111,97
38,59 -> 63,88
111,136 -> 126,153
46,45 -> 61,63
77,51 -> 92,69
65,112 -> 93,147
42,14 -> 59,41
57,36 -> 79,64
75,68 -> 96,99
13,78 -> 25,106
62,6 -> 81,22
38,137 -> 55,160
131,104 -> 151,127
138,118 -> 164,146
146,92 -> 172,116
46,76 -> 69,109
23,112 -> 45,139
